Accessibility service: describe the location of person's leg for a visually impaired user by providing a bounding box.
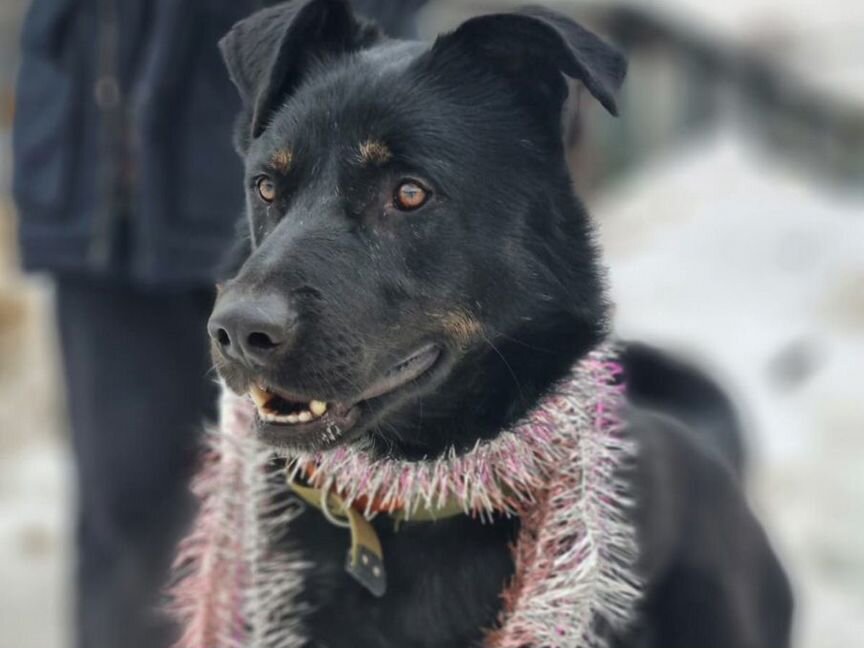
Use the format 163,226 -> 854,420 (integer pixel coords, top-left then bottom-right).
55,275 -> 216,648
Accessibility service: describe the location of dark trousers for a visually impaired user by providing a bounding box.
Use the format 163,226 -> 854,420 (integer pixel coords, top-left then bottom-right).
55,275 -> 216,648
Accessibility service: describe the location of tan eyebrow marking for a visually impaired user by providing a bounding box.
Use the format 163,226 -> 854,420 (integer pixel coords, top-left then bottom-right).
270,149 -> 293,173
359,139 -> 392,165
439,310 -> 483,349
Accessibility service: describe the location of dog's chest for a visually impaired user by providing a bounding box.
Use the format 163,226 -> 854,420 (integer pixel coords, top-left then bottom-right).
286,507 -> 518,648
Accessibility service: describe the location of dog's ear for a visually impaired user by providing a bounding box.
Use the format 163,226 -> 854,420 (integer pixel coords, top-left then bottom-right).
219,0 -> 382,140
431,7 -> 626,117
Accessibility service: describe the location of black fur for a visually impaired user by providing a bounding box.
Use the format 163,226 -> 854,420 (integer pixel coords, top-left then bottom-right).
210,1 -> 793,646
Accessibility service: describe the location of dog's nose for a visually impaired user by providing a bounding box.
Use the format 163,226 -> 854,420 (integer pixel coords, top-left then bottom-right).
208,292 -> 297,366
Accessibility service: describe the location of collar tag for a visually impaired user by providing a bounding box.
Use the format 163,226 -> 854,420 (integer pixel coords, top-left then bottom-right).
288,479 -> 388,597
345,540 -> 387,597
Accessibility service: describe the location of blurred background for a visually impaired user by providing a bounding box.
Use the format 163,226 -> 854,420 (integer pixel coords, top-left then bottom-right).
0,1 -> 861,647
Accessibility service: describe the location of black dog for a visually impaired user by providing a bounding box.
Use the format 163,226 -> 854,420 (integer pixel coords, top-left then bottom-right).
206,1 -> 793,646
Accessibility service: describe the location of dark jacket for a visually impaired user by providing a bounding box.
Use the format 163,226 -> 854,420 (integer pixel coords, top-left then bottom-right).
13,1 -> 258,285
12,0 -> 427,286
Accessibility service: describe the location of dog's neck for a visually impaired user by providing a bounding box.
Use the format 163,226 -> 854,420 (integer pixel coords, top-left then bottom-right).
370,312 -> 603,460
273,339 -> 640,648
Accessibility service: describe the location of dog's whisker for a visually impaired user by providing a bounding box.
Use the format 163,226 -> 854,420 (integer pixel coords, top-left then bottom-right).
479,330 -> 525,405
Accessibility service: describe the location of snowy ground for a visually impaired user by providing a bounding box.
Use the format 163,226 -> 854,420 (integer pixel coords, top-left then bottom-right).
0,441 -> 70,648
1,125 -> 862,648
598,128 -> 864,648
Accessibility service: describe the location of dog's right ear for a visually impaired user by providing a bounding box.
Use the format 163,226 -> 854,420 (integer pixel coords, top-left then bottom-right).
220,0 -> 382,142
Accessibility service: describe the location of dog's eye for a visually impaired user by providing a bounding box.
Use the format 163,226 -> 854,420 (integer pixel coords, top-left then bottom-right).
256,176 -> 277,203
394,181 -> 428,211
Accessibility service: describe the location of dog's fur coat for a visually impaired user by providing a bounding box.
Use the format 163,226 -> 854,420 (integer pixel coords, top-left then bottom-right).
179,1 -> 794,646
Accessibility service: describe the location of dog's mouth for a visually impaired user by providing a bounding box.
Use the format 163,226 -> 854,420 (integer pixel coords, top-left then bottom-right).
248,343 -> 442,449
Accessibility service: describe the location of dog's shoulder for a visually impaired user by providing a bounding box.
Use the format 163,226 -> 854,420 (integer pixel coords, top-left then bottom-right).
621,404 -> 794,647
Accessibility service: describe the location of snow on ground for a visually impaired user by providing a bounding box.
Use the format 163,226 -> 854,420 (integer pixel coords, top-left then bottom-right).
0,442 -> 70,648
0,129 -> 70,647
597,127 -> 864,648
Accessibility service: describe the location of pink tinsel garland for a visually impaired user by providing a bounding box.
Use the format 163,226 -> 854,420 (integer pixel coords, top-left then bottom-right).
169,342 -> 641,648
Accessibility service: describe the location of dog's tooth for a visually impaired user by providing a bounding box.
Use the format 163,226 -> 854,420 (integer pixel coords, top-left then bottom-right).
287,414 -> 299,424
249,384 -> 270,409
310,400 -> 328,416
298,411 -> 312,423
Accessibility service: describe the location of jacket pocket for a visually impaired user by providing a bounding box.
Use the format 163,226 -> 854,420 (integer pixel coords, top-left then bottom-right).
12,0 -> 84,216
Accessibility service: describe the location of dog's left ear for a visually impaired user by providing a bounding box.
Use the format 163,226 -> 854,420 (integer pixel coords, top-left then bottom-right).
220,0 -> 382,140
431,7 -> 626,117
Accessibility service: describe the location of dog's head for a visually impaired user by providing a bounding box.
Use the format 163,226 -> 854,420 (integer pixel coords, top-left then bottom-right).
209,0 -> 626,455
